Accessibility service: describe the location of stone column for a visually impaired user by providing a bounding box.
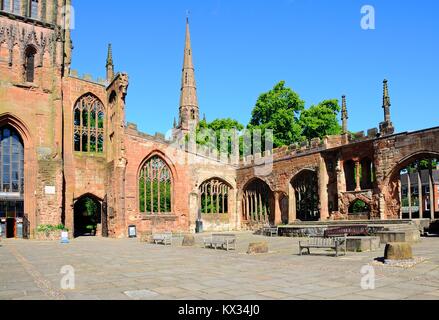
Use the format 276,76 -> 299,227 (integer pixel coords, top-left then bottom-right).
288,184 -> 296,223
418,171 -> 423,219
407,173 -> 412,219
318,158 -> 330,221
355,160 -> 361,192
429,162 -> 435,220
274,192 -> 282,226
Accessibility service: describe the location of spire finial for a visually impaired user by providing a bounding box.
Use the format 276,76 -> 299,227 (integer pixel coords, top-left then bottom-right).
379,79 -> 395,135
106,43 -> 114,82
341,95 -> 348,135
383,79 -> 391,122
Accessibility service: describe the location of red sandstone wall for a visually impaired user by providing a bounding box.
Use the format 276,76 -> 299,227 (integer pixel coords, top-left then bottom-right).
123,133 -> 192,234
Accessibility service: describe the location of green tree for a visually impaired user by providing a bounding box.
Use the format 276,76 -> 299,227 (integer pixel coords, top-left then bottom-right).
196,118 -> 244,155
248,81 -> 305,148
300,99 -> 342,141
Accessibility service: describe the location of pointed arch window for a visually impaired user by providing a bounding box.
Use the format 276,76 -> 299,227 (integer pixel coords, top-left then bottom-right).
73,94 -> 105,153
139,156 -> 172,215
25,46 -> 36,83
199,179 -> 231,215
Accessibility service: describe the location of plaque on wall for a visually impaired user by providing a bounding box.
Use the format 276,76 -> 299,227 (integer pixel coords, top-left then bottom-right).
45,186 -> 56,195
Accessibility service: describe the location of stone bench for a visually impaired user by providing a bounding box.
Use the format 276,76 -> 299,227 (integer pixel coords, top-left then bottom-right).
152,232 -> 173,246
204,234 -> 236,251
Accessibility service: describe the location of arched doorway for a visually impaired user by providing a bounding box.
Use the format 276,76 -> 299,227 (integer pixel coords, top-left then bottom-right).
291,170 -> 319,221
395,156 -> 438,220
199,178 -> 232,228
242,179 -> 274,226
74,195 -> 102,238
0,125 -> 25,239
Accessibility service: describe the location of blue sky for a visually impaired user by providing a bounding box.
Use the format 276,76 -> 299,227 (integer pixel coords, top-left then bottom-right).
71,0 -> 439,136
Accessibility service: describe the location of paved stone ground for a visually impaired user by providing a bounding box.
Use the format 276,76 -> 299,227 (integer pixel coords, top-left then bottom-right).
1,232 -> 439,300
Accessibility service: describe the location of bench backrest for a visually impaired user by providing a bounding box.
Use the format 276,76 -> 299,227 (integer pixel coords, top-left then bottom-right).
309,237 -> 336,246
324,225 -> 368,237
211,234 -> 236,242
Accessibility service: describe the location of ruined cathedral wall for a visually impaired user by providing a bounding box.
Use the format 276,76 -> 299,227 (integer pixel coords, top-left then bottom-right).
62,76 -> 109,231
123,132 -> 192,234
188,157 -> 238,232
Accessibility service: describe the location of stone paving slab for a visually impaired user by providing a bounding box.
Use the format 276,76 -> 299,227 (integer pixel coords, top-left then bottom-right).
1,233 -> 439,300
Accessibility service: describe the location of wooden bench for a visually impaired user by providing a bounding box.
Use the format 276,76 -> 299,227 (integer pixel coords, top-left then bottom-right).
152,232 -> 173,246
263,227 -> 279,237
299,235 -> 347,257
204,234 -> 237,251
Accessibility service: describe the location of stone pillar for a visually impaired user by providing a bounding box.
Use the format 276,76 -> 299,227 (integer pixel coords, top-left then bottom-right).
288,184 -> 296,223
318,158 -> 330,221
398,180 -> 402,220
355,160 -> 361,192
429,162 -> 435,220
407,173 -> 412,219
418,171 -> 423,219
274,192 -> 282,226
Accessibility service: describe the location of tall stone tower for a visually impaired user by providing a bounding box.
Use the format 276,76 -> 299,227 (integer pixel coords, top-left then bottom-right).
177,18 -> 200,133
0,0 -> 73,236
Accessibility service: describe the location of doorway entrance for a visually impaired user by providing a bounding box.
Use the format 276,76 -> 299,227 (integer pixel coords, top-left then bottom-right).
74,195 -> 102,238
0,200 -> 25,238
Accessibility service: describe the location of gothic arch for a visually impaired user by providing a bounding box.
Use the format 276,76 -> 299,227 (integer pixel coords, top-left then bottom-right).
382,150 -> 439,220
0,113 -> 35,238
137,150 -> 178,182
199,177 -> 233,216
241,178 -> 274,225
73,93 -> 105,153
385,151 -> 439,184
138,153 -> 174,215
290,169 -> 319,221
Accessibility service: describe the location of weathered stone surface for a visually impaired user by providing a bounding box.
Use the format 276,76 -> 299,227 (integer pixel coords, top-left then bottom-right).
247,242 -> 269,254
384,242 -> 413,261
346,237 -> 381,252
182,235 -> 195,247
139,232 -> 153,243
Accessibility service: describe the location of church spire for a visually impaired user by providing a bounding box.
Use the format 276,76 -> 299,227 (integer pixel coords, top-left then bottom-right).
178,17 -> 199,132
341,95 -> 348,135
106,43 -> 114,82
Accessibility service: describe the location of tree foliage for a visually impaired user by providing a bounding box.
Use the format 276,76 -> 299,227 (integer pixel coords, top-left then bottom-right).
249,81 -> 305,147
194,81 -> 344,152
300,99 -> 342,141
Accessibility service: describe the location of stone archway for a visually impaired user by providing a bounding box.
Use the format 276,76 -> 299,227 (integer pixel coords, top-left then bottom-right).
73,194 -> 102,238
242,178 -> 274,227
0,114 -> 34,239
290,170 -> 319,222
384,152 -> 439,220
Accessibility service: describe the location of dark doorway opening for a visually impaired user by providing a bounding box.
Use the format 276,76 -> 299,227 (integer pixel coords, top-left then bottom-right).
74,196 -> 101,238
